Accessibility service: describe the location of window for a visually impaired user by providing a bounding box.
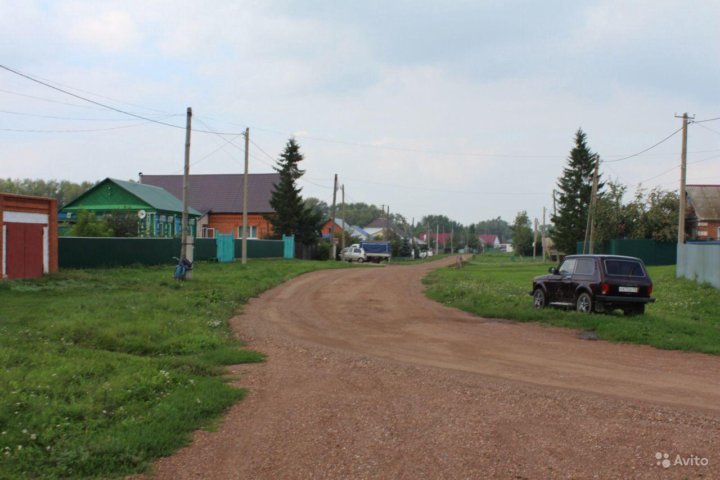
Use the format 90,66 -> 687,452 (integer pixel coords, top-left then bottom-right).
574,258 -> 595,275
604,259 -> 645,277
238,225 -> 258,239
559,259 -> 576,275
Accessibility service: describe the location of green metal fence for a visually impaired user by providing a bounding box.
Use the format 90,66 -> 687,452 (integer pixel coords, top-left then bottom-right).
60,237 -> 284,268
233,239 -> 284,258
576,239 -> 676,265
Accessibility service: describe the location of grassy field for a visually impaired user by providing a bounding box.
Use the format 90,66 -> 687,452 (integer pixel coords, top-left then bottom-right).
0,259 -> 345,479
423,254 -> 720,354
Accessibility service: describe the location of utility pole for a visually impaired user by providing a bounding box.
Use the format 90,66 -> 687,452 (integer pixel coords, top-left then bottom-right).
180,107 -> 192,264
435,224 -> 439,255
411,217 -> 416,258
341,184 -> 346,252
330,174 -> 338,260
427,224 -> 430,254
450,225 -> 454,254
676,113 -> 692,244
542,207 -> 547,262
386,205 -> 390,240
533,218 -> 538,260
588,155 -> 600,254
241,127 -> 250,265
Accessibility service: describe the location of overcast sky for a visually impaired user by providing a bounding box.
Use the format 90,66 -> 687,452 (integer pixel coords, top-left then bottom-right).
2,0 -> 719,225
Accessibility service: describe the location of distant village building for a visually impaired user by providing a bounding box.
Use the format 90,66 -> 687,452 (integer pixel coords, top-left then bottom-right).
364,217 -> 404,239
60,178 -> 201,238
478,234 -> 501,249
140,173 -> 278,239
686,185 -> 720,241
321,218 -> 370,241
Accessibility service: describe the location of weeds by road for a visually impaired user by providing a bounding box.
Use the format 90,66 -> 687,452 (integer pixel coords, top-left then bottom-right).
0,259 -> 344,479
423,255 -> 720,354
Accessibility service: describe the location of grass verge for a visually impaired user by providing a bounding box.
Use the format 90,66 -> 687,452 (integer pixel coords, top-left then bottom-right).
423,254 -> 720,354
0,259 -> 344,479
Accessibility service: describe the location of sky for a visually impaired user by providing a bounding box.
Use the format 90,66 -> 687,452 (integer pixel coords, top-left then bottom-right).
1,0 -> 719,226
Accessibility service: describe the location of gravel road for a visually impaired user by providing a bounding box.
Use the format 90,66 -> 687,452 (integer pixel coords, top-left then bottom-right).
142,257 -> 720,479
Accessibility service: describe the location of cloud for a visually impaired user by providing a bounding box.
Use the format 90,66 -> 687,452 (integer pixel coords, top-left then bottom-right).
63,9 -> 142,52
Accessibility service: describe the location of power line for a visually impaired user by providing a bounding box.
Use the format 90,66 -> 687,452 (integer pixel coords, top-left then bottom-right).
0,121 -> 165,133
693,115 -> 720,124
694,122 -> 720,138
0,64 -> 245,135
0,108 -> 181,122
0,87 -> 109,110
603,126 -> 684,163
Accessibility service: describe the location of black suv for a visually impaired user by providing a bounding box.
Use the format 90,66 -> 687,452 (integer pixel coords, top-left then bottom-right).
531,255 -> 655,315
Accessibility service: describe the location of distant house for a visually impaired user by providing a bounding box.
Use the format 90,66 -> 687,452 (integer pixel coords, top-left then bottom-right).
321,218 -> 369,241
478,234 -> 501,249
60,178 -> 201,238
140,173 -> 279,239
364,217 -> 405,239
686,185 -> 720,241
419,232 -> 452,247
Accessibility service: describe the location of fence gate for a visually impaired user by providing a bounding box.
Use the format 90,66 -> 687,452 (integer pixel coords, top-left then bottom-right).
283,235 -> 295,259
216,234 -> 234,262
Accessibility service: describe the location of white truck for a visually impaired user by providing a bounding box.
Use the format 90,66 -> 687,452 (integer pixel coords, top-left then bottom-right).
340,242 -> 392,263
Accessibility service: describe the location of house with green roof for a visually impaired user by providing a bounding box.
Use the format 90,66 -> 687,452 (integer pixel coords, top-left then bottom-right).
60,178 -> 201,238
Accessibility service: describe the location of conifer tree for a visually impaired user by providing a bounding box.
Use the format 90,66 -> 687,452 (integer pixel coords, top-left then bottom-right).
266,138 -> 321,245
551,129 -> 602,254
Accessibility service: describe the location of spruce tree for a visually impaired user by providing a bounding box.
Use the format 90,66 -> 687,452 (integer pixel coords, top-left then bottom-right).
267,138 -> 321,245
551,129 -> 602,254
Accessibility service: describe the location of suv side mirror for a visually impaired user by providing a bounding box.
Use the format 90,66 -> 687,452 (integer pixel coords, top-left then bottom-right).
549,267 -> 559,275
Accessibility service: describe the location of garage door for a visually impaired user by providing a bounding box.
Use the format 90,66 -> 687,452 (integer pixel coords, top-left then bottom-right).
6,222 -> 44,279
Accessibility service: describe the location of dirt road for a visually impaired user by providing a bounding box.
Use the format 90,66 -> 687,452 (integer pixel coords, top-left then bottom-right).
146,258 -> 720,479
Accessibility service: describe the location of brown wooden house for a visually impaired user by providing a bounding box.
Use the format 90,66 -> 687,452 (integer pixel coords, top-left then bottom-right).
140,173 -> 278,239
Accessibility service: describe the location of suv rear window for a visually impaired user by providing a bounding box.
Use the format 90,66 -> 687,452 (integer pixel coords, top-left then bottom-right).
604,259 -> 646,277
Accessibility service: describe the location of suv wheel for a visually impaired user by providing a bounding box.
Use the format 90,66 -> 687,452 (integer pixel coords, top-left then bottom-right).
533,288 -> 546,309
576,292 -> 593,313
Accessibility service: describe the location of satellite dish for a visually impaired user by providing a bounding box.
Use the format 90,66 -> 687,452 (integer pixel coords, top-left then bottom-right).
138,210 -> 147,219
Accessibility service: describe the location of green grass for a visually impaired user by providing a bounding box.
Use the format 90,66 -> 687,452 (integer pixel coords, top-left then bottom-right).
423,254 -> 720,354
0,259 -> 345,479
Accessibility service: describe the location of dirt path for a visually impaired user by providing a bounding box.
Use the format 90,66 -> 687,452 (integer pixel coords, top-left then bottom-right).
144,258 -> 720,479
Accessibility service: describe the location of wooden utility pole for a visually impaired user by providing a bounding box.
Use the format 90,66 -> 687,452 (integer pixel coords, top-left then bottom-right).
435,224 -> 439,255
676,113 -> 692,244
542,207 -> 547,261
450,225 -> 454,254
180,107 -> 192,262
330,174 -> 338,260
341,184 -> 346,252
588,155 -> 600,254
533,218 -> 538,260
241,127 -> 250,265
386,205 -> 390,240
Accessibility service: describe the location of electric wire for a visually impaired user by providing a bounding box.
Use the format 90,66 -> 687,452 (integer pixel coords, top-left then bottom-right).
603,126 -> 684,163
0,64 -> 245,135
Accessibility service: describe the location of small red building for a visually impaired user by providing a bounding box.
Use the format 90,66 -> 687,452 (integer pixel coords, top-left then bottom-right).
0,193 -> 58,280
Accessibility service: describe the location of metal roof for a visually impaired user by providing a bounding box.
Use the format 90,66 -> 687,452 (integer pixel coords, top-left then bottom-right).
63,178 -> 201,215
687,185 -> 720,220
140,173 -> 279,214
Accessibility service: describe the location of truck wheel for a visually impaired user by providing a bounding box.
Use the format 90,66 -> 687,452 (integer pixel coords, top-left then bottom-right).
356,258 -> 364,263
576,292 -> 593,313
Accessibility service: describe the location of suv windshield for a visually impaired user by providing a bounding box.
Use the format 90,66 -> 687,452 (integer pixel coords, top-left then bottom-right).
604,259 -> 645,277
